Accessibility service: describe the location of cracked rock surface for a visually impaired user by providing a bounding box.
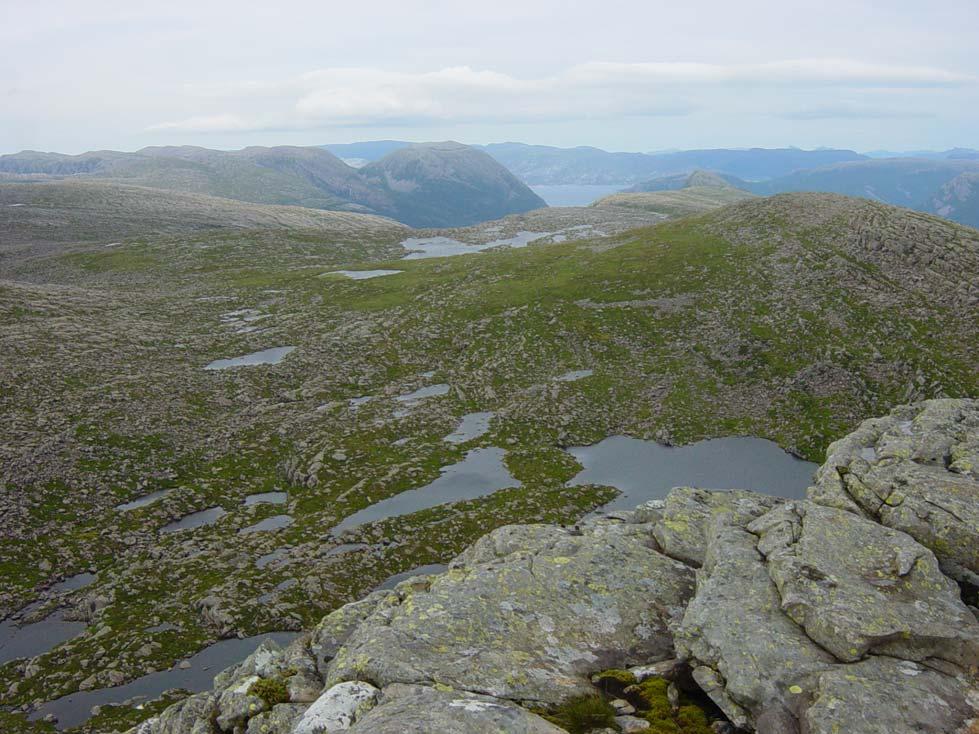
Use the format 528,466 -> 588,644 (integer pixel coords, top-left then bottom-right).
810,398 -> 979,586
325,520 -> 696,704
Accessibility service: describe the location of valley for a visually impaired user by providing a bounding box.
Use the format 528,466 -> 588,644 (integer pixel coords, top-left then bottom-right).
1,179 -> 977,732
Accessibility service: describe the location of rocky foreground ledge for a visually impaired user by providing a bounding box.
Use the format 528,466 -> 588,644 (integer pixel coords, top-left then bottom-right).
131,399 -> 979,734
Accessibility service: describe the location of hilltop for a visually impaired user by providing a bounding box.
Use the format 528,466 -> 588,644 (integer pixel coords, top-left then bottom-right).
0,192 -> 976,732
0,143 -> 545,228
359,142 -> 546,227
592,171 -> 755,217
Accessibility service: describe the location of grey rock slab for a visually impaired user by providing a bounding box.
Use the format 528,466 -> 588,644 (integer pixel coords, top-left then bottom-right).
345,683 -> 566,734
652,487 -> 783,566
801,657 -> 979,734
749,500 -> 979,667
809,398 -> 979,585
327,520 -> 695,705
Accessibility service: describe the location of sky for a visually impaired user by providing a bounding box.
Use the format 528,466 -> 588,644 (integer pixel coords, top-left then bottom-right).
2,0 -> 978,155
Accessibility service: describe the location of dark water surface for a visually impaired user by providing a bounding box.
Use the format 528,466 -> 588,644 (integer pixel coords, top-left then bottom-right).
566,435 -> 817,511
333,447 -> 520,532
30,632 -> 299,730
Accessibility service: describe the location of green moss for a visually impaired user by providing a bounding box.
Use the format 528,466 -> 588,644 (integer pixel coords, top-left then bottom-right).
248,676 -> 290,706
541,694 -> 619,734
626,678 -> 715,734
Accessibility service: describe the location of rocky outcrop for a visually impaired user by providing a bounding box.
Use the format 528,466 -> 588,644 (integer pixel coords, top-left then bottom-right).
809,398 -> 979,587
128,400 -> 979,734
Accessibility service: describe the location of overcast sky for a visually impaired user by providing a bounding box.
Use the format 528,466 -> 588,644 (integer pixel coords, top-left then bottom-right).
3,0 -> 978,154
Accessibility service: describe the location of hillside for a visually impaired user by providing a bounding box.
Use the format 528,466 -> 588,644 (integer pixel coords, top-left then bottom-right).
0,193 -> 976,732
0,180 -> 407,249
0,144 -> 544,228
750,157 -> 979,224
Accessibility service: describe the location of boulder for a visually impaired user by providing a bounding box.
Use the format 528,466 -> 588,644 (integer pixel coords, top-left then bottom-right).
809,398 -> 979,586
291,681 -> 379,733
326,520 -> 695,705
132,692 -> 217,734
245,703 -> 307,734
215,675 -> 268,731
802,657 -> 979,734
345,683 -> 566,733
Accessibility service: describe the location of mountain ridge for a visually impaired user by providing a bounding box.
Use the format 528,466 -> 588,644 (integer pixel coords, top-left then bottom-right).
0,143 -> 545,228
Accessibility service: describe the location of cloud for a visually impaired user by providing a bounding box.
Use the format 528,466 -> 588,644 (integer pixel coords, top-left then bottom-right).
147,59 -> 974,133
147,114 -> 251,132
781,103 -> 936,120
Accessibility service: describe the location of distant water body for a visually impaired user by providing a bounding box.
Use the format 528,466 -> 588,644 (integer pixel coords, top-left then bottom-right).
530,184 -> 628,207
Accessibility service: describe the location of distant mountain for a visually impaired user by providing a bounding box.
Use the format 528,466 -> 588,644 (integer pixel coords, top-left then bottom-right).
359,142 -> 545,227
863,148 -> 979,160
0,143 -> 544,228
477,143 -> 667,185
476,143 -> 866,185
625,169 -> 748,193
748,158 -> 979,223
930,172 -> 979,228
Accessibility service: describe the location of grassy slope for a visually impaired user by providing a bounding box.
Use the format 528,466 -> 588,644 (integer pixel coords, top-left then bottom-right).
0,192 -> 976,731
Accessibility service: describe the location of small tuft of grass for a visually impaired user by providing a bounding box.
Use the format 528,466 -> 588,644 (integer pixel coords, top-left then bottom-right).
248,676 -> 290,707
540,694 -> 619,734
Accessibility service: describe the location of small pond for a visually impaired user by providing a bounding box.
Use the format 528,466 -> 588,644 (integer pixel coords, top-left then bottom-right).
400,231 -> 550,260
444,412 -> 494,444
556,369 -> 593,382
29,632 -> 299,730
396,383 -> 450,402
116,489 -> 173,512
204,346 -> 295,371
333,447 -> 520,533
565,435 -> 817,512
0,610 -> 87,665
161,507 -> 226,533
239,515 -> 294,534
50,573 -> 97,594
324,270 -> 404,280
243,492 -> 287,506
